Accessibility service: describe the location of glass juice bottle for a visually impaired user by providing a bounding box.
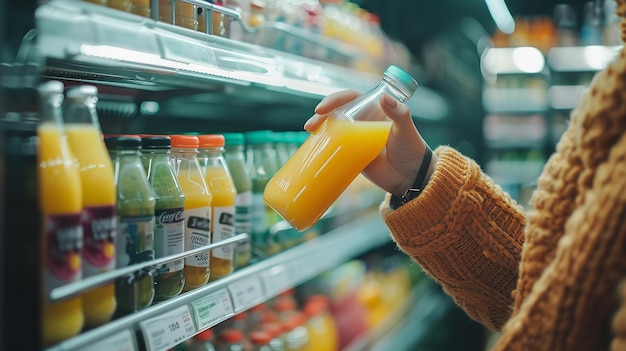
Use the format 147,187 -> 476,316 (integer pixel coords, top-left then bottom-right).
38,81 -> 84,346
170,135 -> 212,291
245,130 -> 280,258
264,65 -> 419,231
141,136 -> 186,301
105,135 -> 156,315
198,134 -> 236,281
222,133 -> 252,269
63,85 -> 117,329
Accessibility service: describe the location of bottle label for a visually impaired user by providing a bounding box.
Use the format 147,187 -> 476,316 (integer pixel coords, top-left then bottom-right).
155,207 -> 185,273
251,192 -> 267,236
82,205 -> 116,277
44,213 -> 83,295
185,207 -> 211,268
117,215 -> 155,268
212,206 -> 235,260
234,191 -> 252,235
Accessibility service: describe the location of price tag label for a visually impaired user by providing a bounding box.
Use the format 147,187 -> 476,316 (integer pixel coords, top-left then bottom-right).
261,264 -> 292,298
81,330 -> 137,351
191,288 -> 234,329
140,305 -> 196,351
227,275 -> 265,312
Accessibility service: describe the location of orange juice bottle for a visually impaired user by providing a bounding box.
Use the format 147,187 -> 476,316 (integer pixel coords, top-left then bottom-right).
264,65 -> 419,231
303,295 -> 339,351
198,134 -> 237,282
63,85 -> 117,329
170,135 -> 212,291
37,81 -> 84,346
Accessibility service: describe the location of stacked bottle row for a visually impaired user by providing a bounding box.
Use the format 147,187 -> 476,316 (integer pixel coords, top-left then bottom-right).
37,80 -> 244,346
176,252 -> 417,351
491,1 -> 621,52
78,0 -> 396,72
178,290 -> 338,351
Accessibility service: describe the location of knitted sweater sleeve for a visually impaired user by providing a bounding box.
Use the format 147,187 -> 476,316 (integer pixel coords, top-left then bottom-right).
380,146 -> 526,330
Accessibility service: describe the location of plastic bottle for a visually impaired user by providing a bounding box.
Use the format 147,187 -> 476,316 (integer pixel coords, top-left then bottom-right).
250,331 -> 274,351
141,136 -> 186,301
216,328 -> 246,351
260,322 -> 286,351
38,81 -> 84,346
105,135 -> 156,316
189,328 -> 217,351
303,295 -> 339,351
245,130 -> 281,258
282,312 -> 310,351
264,65 -> 419,232
63,85 -> 117,329
198,134 -> 237,282
222,133 -> 252,269
170,135 -> 212,291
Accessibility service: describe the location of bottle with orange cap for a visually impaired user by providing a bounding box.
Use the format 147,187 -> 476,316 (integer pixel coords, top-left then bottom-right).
188,328 -> 217,351
198,134 -> 237,282
303,295 -> 339,351
249,331 -> 274,351
216,328 -> 246,351
170,135 -> 212,291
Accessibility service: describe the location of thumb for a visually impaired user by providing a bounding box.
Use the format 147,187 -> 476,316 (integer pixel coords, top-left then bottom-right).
380,94 -> 418,139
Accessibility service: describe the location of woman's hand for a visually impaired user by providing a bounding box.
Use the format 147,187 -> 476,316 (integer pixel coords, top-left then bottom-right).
304,90 -> 436,198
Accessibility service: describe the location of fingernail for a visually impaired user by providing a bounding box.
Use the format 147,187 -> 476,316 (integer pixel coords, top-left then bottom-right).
383,94 -> 398,109
314,101 -> 326,113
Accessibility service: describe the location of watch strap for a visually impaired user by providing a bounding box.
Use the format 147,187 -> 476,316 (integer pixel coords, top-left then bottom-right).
390,147 -> 433,210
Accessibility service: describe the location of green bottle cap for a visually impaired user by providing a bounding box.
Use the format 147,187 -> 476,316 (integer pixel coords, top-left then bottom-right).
222,132 -> 245,146
245,130 -> 274,145
383,65 -> 419,97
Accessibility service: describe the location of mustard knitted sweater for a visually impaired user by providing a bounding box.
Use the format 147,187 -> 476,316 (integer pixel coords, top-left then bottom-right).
381,13 -> 626,351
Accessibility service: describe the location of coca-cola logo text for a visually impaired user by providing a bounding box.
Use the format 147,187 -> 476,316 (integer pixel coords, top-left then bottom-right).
158,209 -> 184,224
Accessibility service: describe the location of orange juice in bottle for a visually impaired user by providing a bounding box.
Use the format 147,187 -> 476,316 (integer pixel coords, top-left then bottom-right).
159,0 -> 198,30
63,85 -> 117,329
171,135 -> 212,290
198,134 -> 237,281
37,81 -> 84,346
264,65 -> 418,231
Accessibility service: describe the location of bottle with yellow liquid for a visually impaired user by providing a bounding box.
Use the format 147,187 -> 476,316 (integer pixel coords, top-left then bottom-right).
264,65 -> 419,232
198,134 -> 237,282
170,135 -> 212,291
37,81 -> 84,346
63,85 -> 117,329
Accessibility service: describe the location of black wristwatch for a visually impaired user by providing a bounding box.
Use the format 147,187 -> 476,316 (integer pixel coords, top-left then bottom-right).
390,147 -> 432,210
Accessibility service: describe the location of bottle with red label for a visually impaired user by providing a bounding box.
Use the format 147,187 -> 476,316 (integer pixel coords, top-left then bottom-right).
37,81 -> 84,346
63,85 -> 118,329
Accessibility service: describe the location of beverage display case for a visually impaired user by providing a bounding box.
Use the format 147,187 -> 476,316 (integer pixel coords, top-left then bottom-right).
1,1 -> 453,350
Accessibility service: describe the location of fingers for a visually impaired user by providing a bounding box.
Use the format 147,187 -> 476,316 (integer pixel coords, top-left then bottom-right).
314,90 -> 361,114
304,90 -> 361,132
381,94 -> 412,127
304,113 -> 325,132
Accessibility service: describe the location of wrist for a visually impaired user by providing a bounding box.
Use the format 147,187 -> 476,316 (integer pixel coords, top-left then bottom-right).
390,147 -> 435,209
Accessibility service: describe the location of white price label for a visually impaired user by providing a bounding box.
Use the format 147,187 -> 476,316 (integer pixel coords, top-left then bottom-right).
140,305 -> 196,351
227,275 -> 265,312
82,330 -> 137,351
191,289 -> 234,329
261,265 -> 292,298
